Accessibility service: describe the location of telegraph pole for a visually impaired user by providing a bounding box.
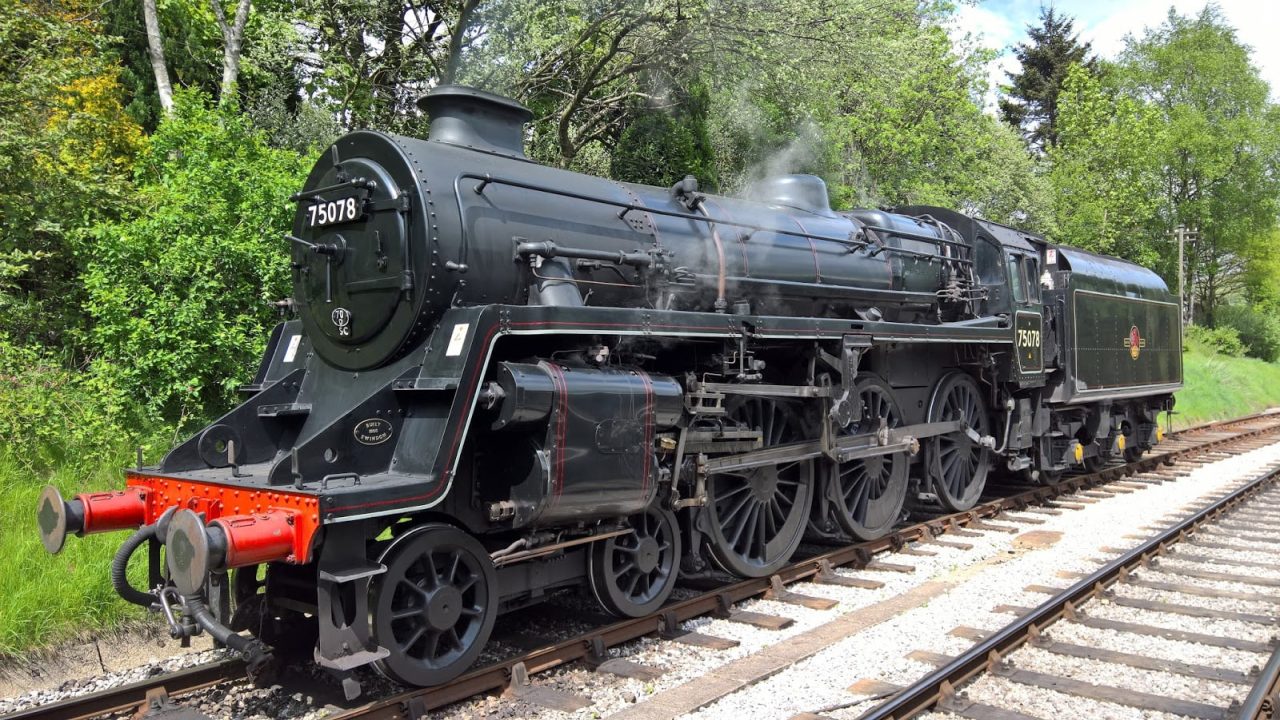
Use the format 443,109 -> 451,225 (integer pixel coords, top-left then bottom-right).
1174,225 -> 1198,326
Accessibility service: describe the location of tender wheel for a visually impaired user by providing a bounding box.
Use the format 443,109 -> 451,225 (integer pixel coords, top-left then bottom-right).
703,397 -> 814,577
372,524 -> 497,687
925,372 -> 991,512
1083,445 -> 1110,473
1121,420 -> 1143,463
825,377 -> 909,541
589,506 -> 681,617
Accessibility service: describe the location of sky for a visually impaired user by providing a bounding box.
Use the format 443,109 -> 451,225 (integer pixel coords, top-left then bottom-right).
950,0 -> 1280,106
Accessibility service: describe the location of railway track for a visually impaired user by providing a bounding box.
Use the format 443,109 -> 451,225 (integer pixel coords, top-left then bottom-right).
845,446 -> 1280,720
6,410 -> 1280,720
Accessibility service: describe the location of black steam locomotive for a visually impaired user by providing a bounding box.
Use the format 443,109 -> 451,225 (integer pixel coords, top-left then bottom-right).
36,86 -> 1180,694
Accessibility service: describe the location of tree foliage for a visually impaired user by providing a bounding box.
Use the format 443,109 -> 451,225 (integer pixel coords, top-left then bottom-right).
0,0 -> 1277,437
83,92 -> 308,420
999,7 -> 1096,152
0,0 -> 142,350
1116,6 -> 1280,323
1047,64 -> 1165,262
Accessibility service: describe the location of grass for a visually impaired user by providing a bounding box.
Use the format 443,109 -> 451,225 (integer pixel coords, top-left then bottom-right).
0,345 -> 1276,659
1174,346 -> 1280,428
0,452 -> 149,658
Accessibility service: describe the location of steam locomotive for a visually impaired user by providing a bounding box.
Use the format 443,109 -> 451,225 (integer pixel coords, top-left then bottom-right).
36,86 -> 1180,695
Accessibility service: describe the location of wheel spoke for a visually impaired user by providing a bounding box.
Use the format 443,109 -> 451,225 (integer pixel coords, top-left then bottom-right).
730,500 -> 758,549
613,558 -> 637,580
447,554 -> 462,584
720,490 -> 754,526
392,605 -> 421,621
399,624 -> 426,653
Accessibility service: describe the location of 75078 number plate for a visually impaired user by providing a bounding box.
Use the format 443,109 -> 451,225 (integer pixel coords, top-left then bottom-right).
306,195 -> 364,228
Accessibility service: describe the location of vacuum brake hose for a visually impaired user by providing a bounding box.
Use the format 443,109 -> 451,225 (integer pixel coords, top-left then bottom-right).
183,595 -> 269,668
111,525 -> 158,608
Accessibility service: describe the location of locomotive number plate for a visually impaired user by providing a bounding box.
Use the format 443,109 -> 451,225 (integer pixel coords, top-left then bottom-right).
306,195 -> 364,228
1014,311 -> 1044,373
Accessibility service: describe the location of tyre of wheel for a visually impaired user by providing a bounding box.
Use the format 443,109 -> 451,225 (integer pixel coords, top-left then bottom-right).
924,372 -> 991,512
826,377 -> 909,540
371,523 -> 497,687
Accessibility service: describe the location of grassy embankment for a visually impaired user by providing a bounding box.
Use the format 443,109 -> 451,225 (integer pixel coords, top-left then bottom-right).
0,452 -> 149,657
1,345 -> 1279,657
1174,347 -> 1280,428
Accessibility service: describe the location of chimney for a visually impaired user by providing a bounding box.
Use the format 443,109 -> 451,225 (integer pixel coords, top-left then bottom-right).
417,85 -> 532,158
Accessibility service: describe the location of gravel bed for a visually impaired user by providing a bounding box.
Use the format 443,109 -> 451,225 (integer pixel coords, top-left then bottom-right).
1154,554 -> 1280,581
1083,600 -> 1275,645
1138,565 -> 1280,599
1008,645 -> 1242,706
433,532 -> 1027,720
916,674 -> 1187,720
1167,541 -> 1280,568
0,648 -> 231,716
1109,581 -> 1278,616
1043,619 -> 1266,673
681,440 -> 1280,720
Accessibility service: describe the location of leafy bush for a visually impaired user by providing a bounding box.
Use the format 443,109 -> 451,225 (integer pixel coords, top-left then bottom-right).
1183,323 -> 1245,358
0,339 -> 142,475
84,90 -> 310,421
1215,304 -> 1280,362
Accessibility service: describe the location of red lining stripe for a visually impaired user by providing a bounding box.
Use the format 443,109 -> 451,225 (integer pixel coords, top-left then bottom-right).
544,362 -> 569,507
636,369 -> 655,495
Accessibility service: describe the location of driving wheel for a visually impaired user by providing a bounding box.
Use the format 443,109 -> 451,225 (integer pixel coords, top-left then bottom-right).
702,397 -> 814,577
925,372 -> 991,511
824,377 -> 909,540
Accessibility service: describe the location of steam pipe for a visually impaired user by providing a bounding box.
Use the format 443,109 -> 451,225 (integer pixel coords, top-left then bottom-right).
694,203 -> 728,313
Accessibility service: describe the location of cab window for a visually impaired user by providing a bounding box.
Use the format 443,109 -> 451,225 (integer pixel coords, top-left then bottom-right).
1006,255 -> 1026,304
1023,257 -> 1041,302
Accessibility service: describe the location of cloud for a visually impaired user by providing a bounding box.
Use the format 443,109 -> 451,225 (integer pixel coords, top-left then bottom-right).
948,3 -> 1025,110
959,0 -> 1280,104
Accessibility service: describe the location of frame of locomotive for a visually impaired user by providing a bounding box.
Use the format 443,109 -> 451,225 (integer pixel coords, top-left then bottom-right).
36,85 -> 1180,698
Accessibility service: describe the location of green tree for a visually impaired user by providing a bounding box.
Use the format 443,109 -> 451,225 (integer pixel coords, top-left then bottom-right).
84,91 -> 309,421
609,80 -> 718,188
1118,5 -> 1280,324
999,7 -> 1096,153
1047,64 -> 1165,261
0,0 -> 142,351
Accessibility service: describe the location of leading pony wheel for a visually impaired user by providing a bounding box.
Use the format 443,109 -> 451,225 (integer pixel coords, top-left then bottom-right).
924,372 -> 991,512
825,377 -> 909,541
589,506 -> 681,617
371,524 -> 497,687
703,397 -> 814,578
